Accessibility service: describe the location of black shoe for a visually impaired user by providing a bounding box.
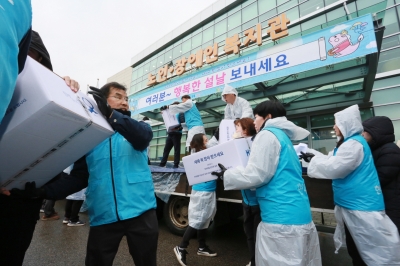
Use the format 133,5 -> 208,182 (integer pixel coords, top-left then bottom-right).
173,165 -> 179,168
174,246 -> 187,266
197,246 -> 217,257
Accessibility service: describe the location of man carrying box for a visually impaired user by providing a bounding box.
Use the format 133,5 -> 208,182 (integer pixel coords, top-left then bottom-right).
7,82 -> 158,266
161,95 -> 205,153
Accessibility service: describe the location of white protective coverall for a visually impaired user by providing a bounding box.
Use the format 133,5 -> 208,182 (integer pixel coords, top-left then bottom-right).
224,117 -> 322,266
307,105 -> 400,265
169,99 -> 205,148
221,84 -> 254,120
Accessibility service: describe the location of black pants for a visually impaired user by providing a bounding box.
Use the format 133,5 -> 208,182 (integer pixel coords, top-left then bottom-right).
344,223 -> 367,266
64,199 -> 84,222
43,199 -> 56,217
0,195 -> 43,266
85,209 -> 158,266
243,203 -> 261,266
179,226 -> 207,249
160,133 -> 182,167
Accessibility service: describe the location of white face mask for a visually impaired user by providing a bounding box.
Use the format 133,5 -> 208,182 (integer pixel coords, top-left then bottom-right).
232,131 -> 243,139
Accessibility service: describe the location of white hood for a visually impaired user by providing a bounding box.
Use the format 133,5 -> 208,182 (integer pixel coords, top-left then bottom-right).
334,104 -> 363,139
221,84 -> 238,102
265,117 -> 310,140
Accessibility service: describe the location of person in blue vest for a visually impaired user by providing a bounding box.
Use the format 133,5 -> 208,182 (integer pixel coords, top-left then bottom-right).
162,95 -> 205,153
0,0 -> 32,124
174,133 -> 217,266
213,101 -> 321,266
307,105 -> 400,265
8,82 -> 158,266
232,118 -> 260,266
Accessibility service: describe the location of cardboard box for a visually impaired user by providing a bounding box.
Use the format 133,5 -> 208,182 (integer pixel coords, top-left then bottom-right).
219,119 -> 236,144
161,109 -> 180,130
182,137 -> 252,185
0,57 -> 114,189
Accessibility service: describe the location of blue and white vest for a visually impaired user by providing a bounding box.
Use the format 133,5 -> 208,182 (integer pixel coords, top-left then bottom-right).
192,180 -> 217,192
256,127 -> 312,225
242,189 -> 258,206
184,104 -> 203,130
85,132 -> 156,226
332,135 -> 384,211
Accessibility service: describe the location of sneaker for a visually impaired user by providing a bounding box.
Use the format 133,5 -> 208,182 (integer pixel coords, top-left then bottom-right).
173,246 -> 187,266
246,262 -> 251,266
173,165 -> 179,168
41,212 -> 60,221
67,220 -> 86,226
62,217 -> 70,224
197,246 -> 217,257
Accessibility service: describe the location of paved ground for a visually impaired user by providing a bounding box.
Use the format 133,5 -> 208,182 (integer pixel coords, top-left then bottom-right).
23,200 -> 352,265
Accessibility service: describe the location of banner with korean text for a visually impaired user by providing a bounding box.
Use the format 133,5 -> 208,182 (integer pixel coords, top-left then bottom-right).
129,14 -> 377,115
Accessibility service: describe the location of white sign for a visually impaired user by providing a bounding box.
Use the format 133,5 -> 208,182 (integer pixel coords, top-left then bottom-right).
219,119 -> 236,144
161,109 -> 180,130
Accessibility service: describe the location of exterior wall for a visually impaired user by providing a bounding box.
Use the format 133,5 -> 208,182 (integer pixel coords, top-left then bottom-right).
107,67 -> 133,89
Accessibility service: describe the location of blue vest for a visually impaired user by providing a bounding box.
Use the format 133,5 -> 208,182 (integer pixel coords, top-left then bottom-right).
192,180 -> 216,192
241,189 -> 258,206
85,132 -> 156,226
0,0 -> 32,121
185,104 -> 203,130
332,135 -> 384,211
256,127 -> 312,225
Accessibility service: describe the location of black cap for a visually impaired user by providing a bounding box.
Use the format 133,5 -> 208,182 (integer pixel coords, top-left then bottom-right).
30,30 -> 53,70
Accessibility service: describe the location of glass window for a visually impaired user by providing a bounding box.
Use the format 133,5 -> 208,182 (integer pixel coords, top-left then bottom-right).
131,69 -> 137,80
181,39 -> 191,54
136,66 -> 143,77
393,120 -> 400,141
164,49 -> 173,63
157,54 -> 165,68
277,0 -> 289,5
150,58 -> 157,71
214,33 -> 227,44
356,0 -> 385,10
228,4 -> 241,15
228,26 -> 241,38
192,33 -> 202,48
360,108 -> 374,122
242,18 -> 259,31
278,0 -> 297,13
378,47 -> 400,73
311,127 -> 337,154
203,25 -> 214,43
382,7 -> 400,36
228,11 -> 242,30
258,0 -> 276,14
215,19 -> 227,37
326,7 -> 346,21
215,13 -> 227,23
242,2 -> 258,22
149,146 -> 156,160
259,8 -> 277,22
143,62 -> 150,74
285,6 -> 300,21
381,35 -> 400,50
374,104 -> 400,120
301,15 -> 326,31
173,44 -> 182,60
311,113 -> 334,128
346,2 -> 356,14
324,0 -> 338,5
299,0 -> 324,17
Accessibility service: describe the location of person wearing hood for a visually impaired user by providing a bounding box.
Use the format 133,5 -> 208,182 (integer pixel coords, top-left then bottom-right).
213,100 -> 321,266
162,95 -> 205,152
362,116 -> 400,231
0,30 -> 80,265
307,105 -> 400,265
221,84 -> 254,120
0,0 -> 32,124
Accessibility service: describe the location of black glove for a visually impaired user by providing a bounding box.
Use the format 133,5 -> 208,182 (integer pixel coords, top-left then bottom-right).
211,163 -> 227,180
9,182 -> 45,200
88,86 -> 113,118
178,113 -> 185,123
160,105 -> 168,111
213,127 -> 220,141
299,152 -> 315,163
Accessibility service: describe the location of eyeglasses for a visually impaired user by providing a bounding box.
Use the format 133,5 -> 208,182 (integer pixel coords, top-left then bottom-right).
108,95 -> 128,102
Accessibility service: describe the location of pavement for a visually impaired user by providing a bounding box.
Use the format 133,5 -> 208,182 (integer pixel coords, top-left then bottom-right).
23,200 -> 352,265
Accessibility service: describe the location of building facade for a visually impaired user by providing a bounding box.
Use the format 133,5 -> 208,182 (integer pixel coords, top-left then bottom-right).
109,0 -> 400,162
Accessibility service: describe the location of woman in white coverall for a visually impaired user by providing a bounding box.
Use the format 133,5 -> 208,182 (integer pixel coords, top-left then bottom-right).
307,105 -> 400,265
215,101 -> 321,266
174,134 -> 217,266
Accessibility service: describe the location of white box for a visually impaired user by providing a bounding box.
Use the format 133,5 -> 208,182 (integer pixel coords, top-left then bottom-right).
219,119 -> 236,144
182,137 -> 252,185
161,109 -> 180,130
0,57 -> 114,189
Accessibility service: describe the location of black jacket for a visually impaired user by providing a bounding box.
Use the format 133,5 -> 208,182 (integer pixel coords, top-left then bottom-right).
363,116 -> 400,229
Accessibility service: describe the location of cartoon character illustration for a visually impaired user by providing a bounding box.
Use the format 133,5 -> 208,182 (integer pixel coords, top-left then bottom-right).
351,22 -> 368,34
328,29 -> 364,58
